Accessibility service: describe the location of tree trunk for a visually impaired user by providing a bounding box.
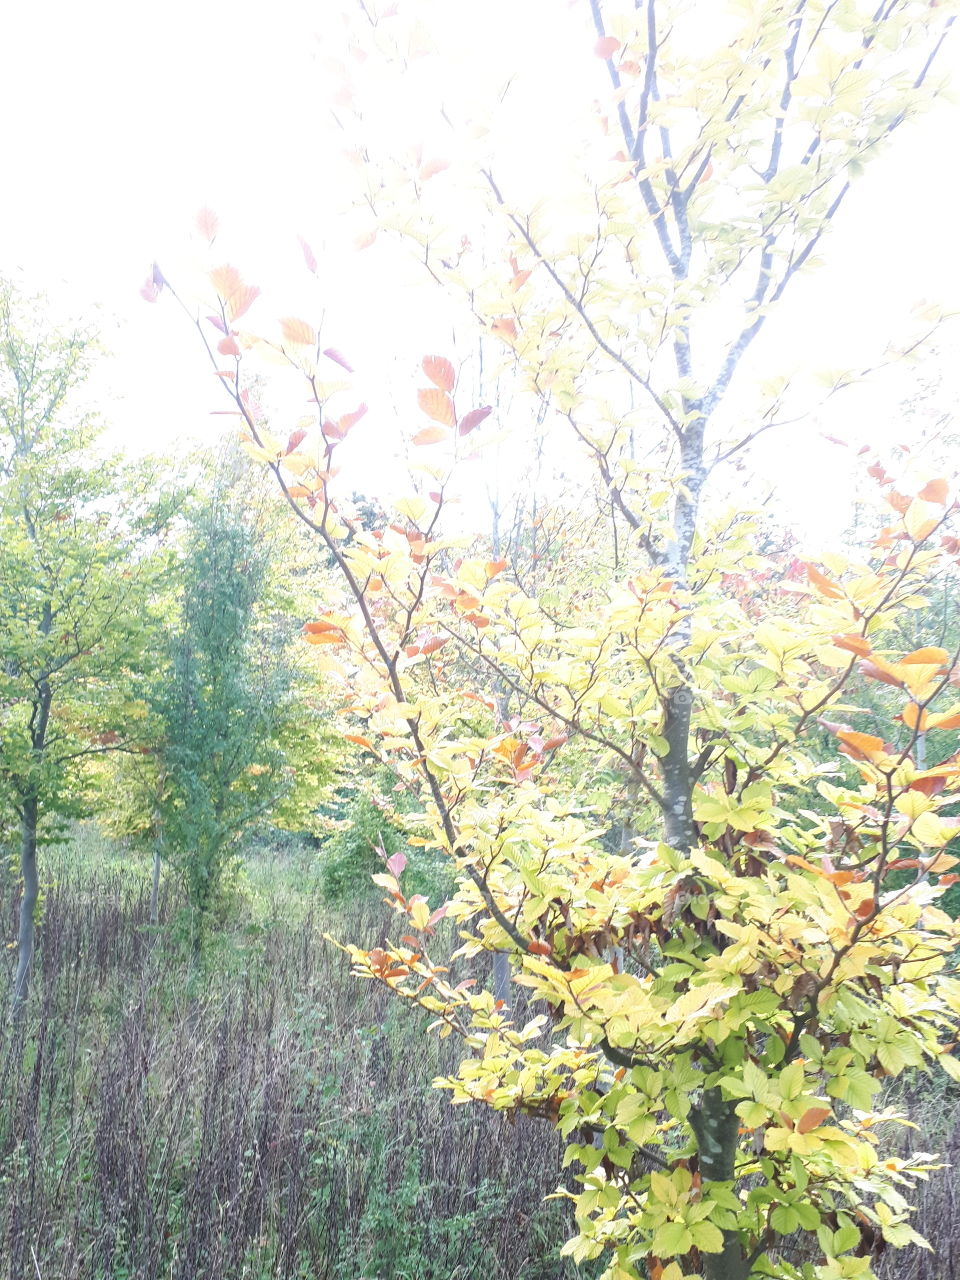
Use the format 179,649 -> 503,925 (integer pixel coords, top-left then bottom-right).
492,950 -> 511,1008
691,1087 -> 749,1280
12,795 -> 39,1016
150,846 -> 162,926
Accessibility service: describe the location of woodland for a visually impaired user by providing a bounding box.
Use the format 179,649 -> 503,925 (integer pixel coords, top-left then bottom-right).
2,3 -> 960,1279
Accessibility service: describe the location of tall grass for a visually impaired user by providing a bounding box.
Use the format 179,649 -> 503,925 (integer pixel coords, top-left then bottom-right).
0,839 -> 588,1279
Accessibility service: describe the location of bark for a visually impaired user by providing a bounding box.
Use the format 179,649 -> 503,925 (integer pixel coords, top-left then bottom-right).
492,950 -> 511,1008
691,1087 -> 749,1280
150,846 -> 162,927
12,795 -> 39,1016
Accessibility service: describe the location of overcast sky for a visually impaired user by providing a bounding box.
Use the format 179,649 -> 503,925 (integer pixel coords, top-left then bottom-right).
2,0 -> 958,541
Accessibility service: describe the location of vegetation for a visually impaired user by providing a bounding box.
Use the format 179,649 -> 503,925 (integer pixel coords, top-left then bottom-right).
1,3 -> 959,1280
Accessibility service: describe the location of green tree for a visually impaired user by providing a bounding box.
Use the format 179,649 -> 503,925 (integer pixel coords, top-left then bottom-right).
0,279 -> 159,1010
148,479 -> 314,958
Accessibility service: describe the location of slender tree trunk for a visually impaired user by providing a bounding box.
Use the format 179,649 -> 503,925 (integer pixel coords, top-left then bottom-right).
12,795 -> 39,1016
150,846 -> 162,926
492,950 -> 511,1008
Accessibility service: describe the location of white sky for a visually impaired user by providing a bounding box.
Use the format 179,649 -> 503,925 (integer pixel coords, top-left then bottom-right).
2,0 -> 958,543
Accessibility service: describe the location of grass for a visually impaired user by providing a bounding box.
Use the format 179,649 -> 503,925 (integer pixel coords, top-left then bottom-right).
0,826 -> 592,1280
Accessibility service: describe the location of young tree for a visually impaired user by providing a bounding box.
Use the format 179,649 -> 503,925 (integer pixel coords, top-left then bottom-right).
0,279 -> 159,1011
144,475 -> 330,960
153,3 -> 960,1277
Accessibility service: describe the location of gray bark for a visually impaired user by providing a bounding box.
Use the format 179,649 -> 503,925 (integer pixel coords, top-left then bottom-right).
12,796 -> 39,1016
150,846 -> 162,927
492,950 -> 511,1008
691,1087 -> 749,1280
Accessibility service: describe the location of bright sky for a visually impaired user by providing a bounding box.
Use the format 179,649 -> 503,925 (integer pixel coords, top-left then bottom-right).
2,0 -> 958,542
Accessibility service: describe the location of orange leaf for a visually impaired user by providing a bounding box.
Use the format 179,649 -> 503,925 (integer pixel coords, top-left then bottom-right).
919,478 -> 949,504
805,564 -> 844,599
345,734 -> 375,751
854,897 -> 875,919
304,631 -> 345,645
902,647 -> 949,665
210,265 -> 243,298
413,425 -> 449,446
459,406 -> 492,436
485,559 -> 507,578
280,317 -> 317,346
491,316 -> 518,342
837,730 -> 888,762
859,659 -> 904,689
417,388 -> 456,426
594,36 -> 620,58
527,939 -> 552,956
227,284 -> 260,322
832,633 -> 871,657
929,711 -> 960,731
422,355 -> 456,392
796,1106 -> 832,1135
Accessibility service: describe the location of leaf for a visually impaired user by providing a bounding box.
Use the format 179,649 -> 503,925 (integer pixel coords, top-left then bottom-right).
418,157 -> 450,180
413,425 -> 449,446
386,850 -> 407,876
796,1106 -> 831,1134
491,316 -> 518,342
323,347 -> 354,372
831,633 -> 871,657
805,564 -> 844,599
594,36 -> 621,59
298,234 -> 318,273
902,647 -> 949,666
280,317 -> 317,346
217,335 -> 240,357
485,559 -> 507,578
459,406 -> 492,436
836,730 -> 888,762
196,207 -> 219,242
919,477 -> 949,504
422,355 -> 456,392
344,734 -> 375,752
417,388 -> 456,426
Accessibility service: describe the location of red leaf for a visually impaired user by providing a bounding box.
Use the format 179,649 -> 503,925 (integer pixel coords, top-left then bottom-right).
386,850 -> 407,876
286,428 -> 307,453
543,735 -> 568,751
196,207 -> 219,242
459,406 -> 492,436
323,347 -> 354,372
422,355 -> 456,392
594,36 -> 620,59
140,276 -> 161,303
796,1106 -> 831,1135
217,335 -> 240,357
528,939 -> 552,956
206,313 -> 228,334
419,635 -> 449,655
417,388 -> 456,426
298,234 -> 318,274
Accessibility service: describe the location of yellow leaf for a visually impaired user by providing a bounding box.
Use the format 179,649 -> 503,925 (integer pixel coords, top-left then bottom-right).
417,387 -> 456,426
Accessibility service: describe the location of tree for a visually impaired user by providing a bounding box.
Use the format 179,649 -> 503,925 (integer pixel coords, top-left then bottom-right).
153,3 -> 960,1277
145,473 -> 327,960
0,279 -> 160,1011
